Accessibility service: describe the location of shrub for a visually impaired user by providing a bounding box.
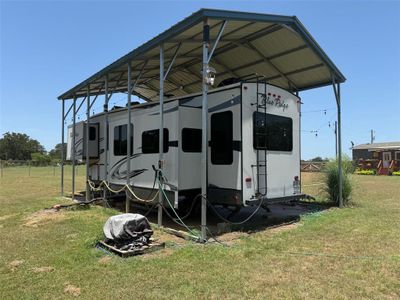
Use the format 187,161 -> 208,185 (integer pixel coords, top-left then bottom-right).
323,157 -> 352,205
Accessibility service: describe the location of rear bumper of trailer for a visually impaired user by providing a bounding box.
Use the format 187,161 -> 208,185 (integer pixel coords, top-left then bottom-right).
245,194 -> 306,206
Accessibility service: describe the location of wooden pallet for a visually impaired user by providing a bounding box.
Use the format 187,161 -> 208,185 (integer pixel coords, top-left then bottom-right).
98,240 -> 165,257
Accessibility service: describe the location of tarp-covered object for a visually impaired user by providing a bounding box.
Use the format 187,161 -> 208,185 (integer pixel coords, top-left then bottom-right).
103,213 -> 153,243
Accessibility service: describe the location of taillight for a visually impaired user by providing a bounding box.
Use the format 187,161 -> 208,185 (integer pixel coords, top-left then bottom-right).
293,176 -> 300,194
245,177 -> 252,188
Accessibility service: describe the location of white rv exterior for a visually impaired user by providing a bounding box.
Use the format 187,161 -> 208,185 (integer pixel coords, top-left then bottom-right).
66,82 -> 302,207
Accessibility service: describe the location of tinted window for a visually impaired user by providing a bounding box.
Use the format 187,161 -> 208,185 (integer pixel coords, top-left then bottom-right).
113,124 -> 133,156
211,111 -> 233,165
182,128 -> 202,152
253,112 -> 292,151
89,126 -> 96,141
142,129 -> 169,154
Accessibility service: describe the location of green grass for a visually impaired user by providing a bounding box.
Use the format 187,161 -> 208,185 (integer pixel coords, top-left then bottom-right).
1,167 -> 399,299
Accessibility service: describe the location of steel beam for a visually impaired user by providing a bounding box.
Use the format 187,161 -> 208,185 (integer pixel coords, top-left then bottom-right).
75,97 -> 87,116
158,45 -> 164,228
207,20 -> 227,64
332,75 -> 343,208
166,24 -> 282,77
61,99 -> 65,196
72,97 -> 76,201
164,43 -> 181,81
201,19 -> 210,242
85,87 -> 90,201
126,62 -> 132,213
103,75 -> 109,202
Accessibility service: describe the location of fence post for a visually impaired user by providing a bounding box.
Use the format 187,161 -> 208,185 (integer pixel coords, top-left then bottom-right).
53,164 -> 56,176
28,161 -> 31,177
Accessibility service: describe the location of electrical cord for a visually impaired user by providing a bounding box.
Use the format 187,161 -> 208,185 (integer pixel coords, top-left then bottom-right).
205,227 -> 229,247
158,170 -> 264,226
204,195 -> 265,225
159,185 -> 201,240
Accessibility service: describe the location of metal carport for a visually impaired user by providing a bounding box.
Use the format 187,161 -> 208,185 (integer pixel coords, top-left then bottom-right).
58,8 -> 346,242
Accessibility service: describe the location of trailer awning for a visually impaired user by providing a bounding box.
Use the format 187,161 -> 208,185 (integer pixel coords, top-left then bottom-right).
58,8 -> 346,101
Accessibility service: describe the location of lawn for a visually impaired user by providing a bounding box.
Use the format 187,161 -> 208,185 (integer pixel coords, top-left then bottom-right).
0,167 -> 399,299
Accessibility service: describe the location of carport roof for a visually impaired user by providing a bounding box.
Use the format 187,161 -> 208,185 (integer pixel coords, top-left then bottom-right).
58,8 -> 346,101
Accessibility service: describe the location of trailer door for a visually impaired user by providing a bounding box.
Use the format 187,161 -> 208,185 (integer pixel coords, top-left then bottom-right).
207,88 -> 242,205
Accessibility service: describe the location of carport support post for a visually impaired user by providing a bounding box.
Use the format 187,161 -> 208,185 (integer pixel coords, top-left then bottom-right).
61,99 -> 65,196
332,78 -> 343,208
158,45 -> 164,228
103,75 -> 109,200
72,96 -> 76,201
126,63 -> 132,213
201,18 -> 210,242
86,87 -> 90,201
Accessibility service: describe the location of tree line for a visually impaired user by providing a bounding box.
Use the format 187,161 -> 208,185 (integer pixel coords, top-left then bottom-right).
0,132 -> 65,163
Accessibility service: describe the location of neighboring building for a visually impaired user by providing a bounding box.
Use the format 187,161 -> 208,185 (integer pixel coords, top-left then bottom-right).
352,142 -> 400,175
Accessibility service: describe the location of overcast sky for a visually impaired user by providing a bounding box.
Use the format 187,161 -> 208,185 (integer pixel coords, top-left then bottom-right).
1,0 -> 399,159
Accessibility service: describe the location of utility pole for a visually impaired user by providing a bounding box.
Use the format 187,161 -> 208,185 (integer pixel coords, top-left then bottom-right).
370,130 -> 375,144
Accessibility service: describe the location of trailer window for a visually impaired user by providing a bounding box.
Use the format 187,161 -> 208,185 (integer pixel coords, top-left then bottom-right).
182,128 -> 202,152
89,126 -> 96,141
113,124 -> 133,156
142,129 -> 169,154
211,111 -> 233,164
253,112 -> 292,151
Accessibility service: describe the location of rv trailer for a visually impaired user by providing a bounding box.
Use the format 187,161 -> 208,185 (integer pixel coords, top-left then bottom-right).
67,81 -> 302,208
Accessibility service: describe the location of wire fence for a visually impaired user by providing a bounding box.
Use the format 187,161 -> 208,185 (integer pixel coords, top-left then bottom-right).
0,160 -> 86,178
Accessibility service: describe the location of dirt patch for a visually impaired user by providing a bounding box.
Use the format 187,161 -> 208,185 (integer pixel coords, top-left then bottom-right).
31,266 -> 54,273
66,233 -> 78,240
64,283 -> 81,297
23,209 -> 68,228
214,231 -> 249,245
8,259 -> 24,271
267,223 -> 299,234
0,213 -> 19,222
98,256 -> 112,265
153,230 -> 187,245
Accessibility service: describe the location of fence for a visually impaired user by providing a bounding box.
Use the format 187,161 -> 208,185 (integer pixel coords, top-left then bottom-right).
0,160 -> 85,178
300,161 -> 326,172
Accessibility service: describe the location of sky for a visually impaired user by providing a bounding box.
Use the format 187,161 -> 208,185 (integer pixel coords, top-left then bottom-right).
1,0 -> 399,160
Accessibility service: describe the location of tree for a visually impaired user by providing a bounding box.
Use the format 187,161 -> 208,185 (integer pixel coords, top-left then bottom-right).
31,152 -> 51,165
0,132 -> 45,160
49,143 -> 67,161
310,156 -> 327,162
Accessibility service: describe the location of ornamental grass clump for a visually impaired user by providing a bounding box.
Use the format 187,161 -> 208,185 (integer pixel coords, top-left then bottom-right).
323,157 -> 352,205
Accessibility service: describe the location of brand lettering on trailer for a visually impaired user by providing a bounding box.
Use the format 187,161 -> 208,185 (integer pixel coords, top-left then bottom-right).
260,93 -> 289,111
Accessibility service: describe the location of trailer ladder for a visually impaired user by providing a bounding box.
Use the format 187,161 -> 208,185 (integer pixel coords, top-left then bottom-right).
253,78 -> 268,197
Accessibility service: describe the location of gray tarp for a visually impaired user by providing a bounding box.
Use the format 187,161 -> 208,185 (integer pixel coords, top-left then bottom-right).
103,213 -> 153,242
